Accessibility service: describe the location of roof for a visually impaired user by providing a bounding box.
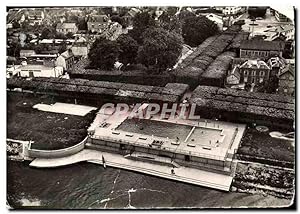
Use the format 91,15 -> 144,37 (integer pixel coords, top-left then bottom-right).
268,57 -> 286,68
60,50 -> 74,59
205,13 -> 223,24
40,39 -> 54,44
278,64 -> 295,77
229,65 -> 241,79
20,50 -> 36,54
56,23 -> 77,29
240,40 -> 285,51
88,15 -> 109,23
28,10 -> 43,18
240,60 -> 271,70
190,85 -> 294,121
75,37 -> 87,43
19,64 -> 54,70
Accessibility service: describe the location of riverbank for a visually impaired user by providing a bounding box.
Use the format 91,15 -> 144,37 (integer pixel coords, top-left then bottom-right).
7,160 -> 293,209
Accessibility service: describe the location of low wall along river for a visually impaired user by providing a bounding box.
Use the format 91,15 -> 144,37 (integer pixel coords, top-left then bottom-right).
27,136 -> 88,158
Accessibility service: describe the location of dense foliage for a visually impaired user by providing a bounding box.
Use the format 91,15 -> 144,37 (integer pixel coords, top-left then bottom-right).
88,37 -> 120,70
182,15 -> 219,47
136,27 -> 183,72
129,11 -> 156,44
116,34 -> 139,65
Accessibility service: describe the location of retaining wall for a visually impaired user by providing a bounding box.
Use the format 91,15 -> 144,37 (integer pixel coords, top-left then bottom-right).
27,136 -> 88,158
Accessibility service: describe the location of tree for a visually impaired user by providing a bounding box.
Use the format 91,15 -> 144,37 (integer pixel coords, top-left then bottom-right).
55,32 -> 67,39
78,18 -> 88,30
111,15 -> 126,28
66,32 -> 74,39
178,10 -> 196,21
116,34 -> 139,65
88,37 -> 120,70
182,15 -> 219,47
136,27 -> 183,72
41,27 -> 55,39
129,11 -> 156,44
58,41 -> 67,54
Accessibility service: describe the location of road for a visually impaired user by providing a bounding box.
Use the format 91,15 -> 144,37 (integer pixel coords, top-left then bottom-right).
234,8 -> 293,38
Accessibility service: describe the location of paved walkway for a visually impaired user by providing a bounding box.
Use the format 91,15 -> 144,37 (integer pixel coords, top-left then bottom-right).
30,149 -> 233,191
33,103 -> 97,116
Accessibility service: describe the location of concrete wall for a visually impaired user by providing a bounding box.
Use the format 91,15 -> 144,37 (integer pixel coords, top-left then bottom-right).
90,138 -> 228,171
27,136 -> 87,158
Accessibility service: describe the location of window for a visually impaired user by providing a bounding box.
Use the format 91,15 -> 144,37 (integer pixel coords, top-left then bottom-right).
252,70 -> 256,76
244,77 -> 248,83
244,70 -> 248,75
259,77 -> 264,83
260,71 -> 265,76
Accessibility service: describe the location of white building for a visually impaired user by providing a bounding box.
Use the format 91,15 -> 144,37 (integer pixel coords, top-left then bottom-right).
56,50 -> 75,71
222,7 -> 242,15
205,13 -> 224,30
71,37 -> 89,57
16,64 -> 63,78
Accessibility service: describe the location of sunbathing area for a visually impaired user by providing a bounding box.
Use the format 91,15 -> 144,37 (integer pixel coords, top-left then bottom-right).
90,108 -> 246,161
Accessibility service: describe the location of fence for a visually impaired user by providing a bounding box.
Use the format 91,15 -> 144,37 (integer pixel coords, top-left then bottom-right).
27,136 -> 88,158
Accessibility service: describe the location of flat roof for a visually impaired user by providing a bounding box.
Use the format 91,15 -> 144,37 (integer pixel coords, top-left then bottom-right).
91,113 -> 246,161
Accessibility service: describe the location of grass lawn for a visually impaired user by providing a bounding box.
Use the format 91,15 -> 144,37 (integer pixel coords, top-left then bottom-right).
237,128 -> 294,163
7,92 -> 96,150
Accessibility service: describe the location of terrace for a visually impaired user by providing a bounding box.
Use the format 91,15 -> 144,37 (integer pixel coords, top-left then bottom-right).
89,108 -> 246,162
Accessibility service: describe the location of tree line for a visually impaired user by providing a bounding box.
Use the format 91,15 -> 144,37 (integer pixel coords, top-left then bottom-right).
88,9 -> 219,72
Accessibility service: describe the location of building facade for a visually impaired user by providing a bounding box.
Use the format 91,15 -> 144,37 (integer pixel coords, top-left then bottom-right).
240,40 -> 285,60
222,7 -> 242,15
20,50 -> 36,58
56,23 -> 78,35
278,64 -> 295,96
239,60 -> 271,84
16,64 -> 63,78
56,50 -> 75,71
87,15 -> 110,33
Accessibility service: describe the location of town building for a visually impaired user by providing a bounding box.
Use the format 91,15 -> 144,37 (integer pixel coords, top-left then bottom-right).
222,6 -> 242,16
71,37 -> 89,57
268,57 -> 286,76
205,13 -> 224,30
274,9 -> 291,22
277,63 -> 295,96
56,23 -> 78,35
226,65 -> 241,86
27,10 -> 45,25
264,24 -> 294,41
240,40 -> 285,59
238,59 -> 271,84
20,50 -> 36,58
101,22 -> 123,41
87,15 -> 110,33
56,50 -> 75,71
15,64 -> 63,78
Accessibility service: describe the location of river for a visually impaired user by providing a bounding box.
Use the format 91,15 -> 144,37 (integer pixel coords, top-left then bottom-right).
7,160 -> 291,209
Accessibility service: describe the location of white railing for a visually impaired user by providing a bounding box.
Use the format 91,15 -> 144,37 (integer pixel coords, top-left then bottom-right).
92,135 -> 226,161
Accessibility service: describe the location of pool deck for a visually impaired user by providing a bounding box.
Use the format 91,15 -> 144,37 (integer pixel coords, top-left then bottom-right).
29,148 -> 233,191
90,111 -> 246,161
33,102 -> 97,116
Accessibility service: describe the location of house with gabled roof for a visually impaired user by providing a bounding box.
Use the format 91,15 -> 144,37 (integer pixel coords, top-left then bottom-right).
56,49 -> 75,70
87,15 -> 110,33
226,65 -> 241,86
277,63 -> 295,96
56,23 -> 78,35
239,59 -> 271,84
